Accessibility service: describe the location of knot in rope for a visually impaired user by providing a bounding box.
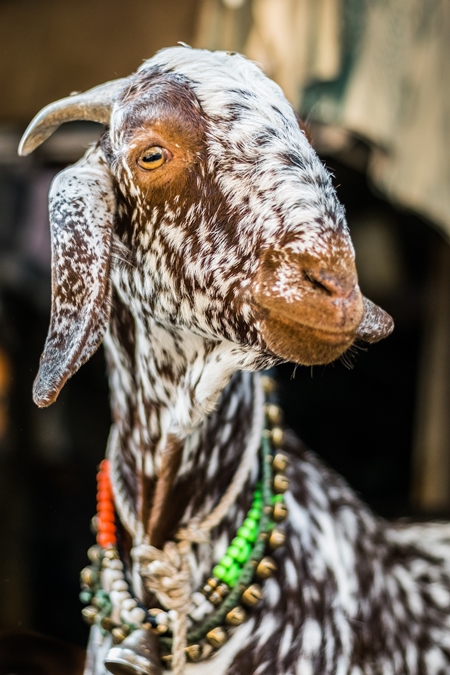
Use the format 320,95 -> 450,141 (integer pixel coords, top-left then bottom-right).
132,541 -> 193,675
132,541 -> 192,611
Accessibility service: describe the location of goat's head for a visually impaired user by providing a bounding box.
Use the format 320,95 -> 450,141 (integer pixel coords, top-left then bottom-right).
19,47 -> 393,408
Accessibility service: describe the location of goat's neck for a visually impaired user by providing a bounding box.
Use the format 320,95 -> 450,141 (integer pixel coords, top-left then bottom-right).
104,294 -> 262,548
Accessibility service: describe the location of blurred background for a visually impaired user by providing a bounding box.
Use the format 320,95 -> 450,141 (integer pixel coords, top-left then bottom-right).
1,0 -> 450,655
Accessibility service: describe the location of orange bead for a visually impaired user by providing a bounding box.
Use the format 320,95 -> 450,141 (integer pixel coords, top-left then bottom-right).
98,521 -> 115,534
98,532 -> 116,547
97,490 -> 112,502
98,510 -> 115,523
97,500 -> 114,513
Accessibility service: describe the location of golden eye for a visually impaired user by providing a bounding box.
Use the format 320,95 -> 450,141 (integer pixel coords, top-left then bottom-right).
137,146 -> 166,170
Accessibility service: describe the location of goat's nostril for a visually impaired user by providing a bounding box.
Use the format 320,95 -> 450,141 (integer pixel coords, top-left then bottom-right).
303,270 -> 334,296
303,268 -> 354,299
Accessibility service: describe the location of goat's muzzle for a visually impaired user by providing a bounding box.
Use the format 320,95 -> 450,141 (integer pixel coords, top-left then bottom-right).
252,249 -> 393,365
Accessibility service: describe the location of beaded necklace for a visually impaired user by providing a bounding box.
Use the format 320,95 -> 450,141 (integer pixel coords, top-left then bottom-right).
80,376 -> 289,668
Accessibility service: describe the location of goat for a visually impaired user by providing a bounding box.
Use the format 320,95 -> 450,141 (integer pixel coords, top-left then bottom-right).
18,46 -> 450,675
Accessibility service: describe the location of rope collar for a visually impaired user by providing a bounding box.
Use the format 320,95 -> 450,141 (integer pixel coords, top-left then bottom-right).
80,375 -> 289,674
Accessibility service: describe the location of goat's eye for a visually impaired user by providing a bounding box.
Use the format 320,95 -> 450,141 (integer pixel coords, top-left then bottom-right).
137,147 -> 166,170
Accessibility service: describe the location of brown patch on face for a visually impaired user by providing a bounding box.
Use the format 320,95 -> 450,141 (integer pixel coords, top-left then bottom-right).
117,73 -> 207,205
252,247 -> 364,365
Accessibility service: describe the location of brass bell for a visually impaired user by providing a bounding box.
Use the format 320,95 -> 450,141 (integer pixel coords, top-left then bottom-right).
273,502 -> 289,522
269,528 -> 286,550
206,626 -> 227,649
225,606 -> 247,626
105,627 -> 163,675
242,584 -> 263,607
273,474 -> 289,494
272,452 -> 289,472
256,556 -> 277,579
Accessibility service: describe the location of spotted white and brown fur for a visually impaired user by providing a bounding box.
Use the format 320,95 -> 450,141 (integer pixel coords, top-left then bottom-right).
19,47 -> 450,674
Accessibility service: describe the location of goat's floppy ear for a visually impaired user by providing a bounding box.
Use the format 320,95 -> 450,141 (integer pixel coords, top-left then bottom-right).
33,147 -> 115,407
18,78 -> 126,156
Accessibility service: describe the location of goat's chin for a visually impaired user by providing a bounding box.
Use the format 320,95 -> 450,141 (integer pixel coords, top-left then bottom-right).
260,316 -> 355,366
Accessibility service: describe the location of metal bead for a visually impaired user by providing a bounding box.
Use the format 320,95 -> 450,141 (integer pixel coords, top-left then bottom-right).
206,626 -> 228,649
269,528 -> 286,550
112,627 -> 128,644
209,591 -> 223,606
87,544 -> 102,563
81,605 -> 98,625
261,375 -> 276,394
210,582 -> 230,604
80,566 -> 97,587
202,576 -> 219,596
185,644 -> 202,662
271,427 -> 284,447
90,516 -> 99,534
225,606 -> 247,626
273,502 -> 289,522
241,583 -> 263,607
265,403 -> 283,425
104,547 -> 120,560
272,452 -> 289,472
273,474 -> 289,494
256,556 -> 278,579
100,615 -> 115,631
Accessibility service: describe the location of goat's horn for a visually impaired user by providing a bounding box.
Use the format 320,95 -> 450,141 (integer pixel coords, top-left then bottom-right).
18,78 -> 127,156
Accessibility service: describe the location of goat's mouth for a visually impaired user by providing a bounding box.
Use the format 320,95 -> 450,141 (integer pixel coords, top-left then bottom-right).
258,311 -> 358,366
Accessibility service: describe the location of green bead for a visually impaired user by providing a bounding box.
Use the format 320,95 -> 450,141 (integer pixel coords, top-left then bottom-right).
213,564 -> 227,581
253,498 -> 263,508
272,494 -> 284,503
244,516 -> 258,528
240,520 -> 258,542
220,554 -> 234,569
223,563 -> 241,586
233,536 -> 247,550
237,525 -> 252,540
79,590 -> 92,604
235,541 -> 252,564
227,545 -> 241,560
249,508 -> 261,520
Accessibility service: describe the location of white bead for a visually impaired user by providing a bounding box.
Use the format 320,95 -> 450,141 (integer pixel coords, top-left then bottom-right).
168,610 -> 178,623
111,579 -> 128,592
122,598 -> 138,611
102,568 -> 123,592
191,591 -> 205,607
155,612 -> 169,625
108,559 -> 124,570
110,590 -> 131,607
189,599 -> 215,622
129,607 -> 147,624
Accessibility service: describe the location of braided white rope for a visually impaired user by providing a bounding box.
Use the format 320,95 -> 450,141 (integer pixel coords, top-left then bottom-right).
109,375 -> 265,674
